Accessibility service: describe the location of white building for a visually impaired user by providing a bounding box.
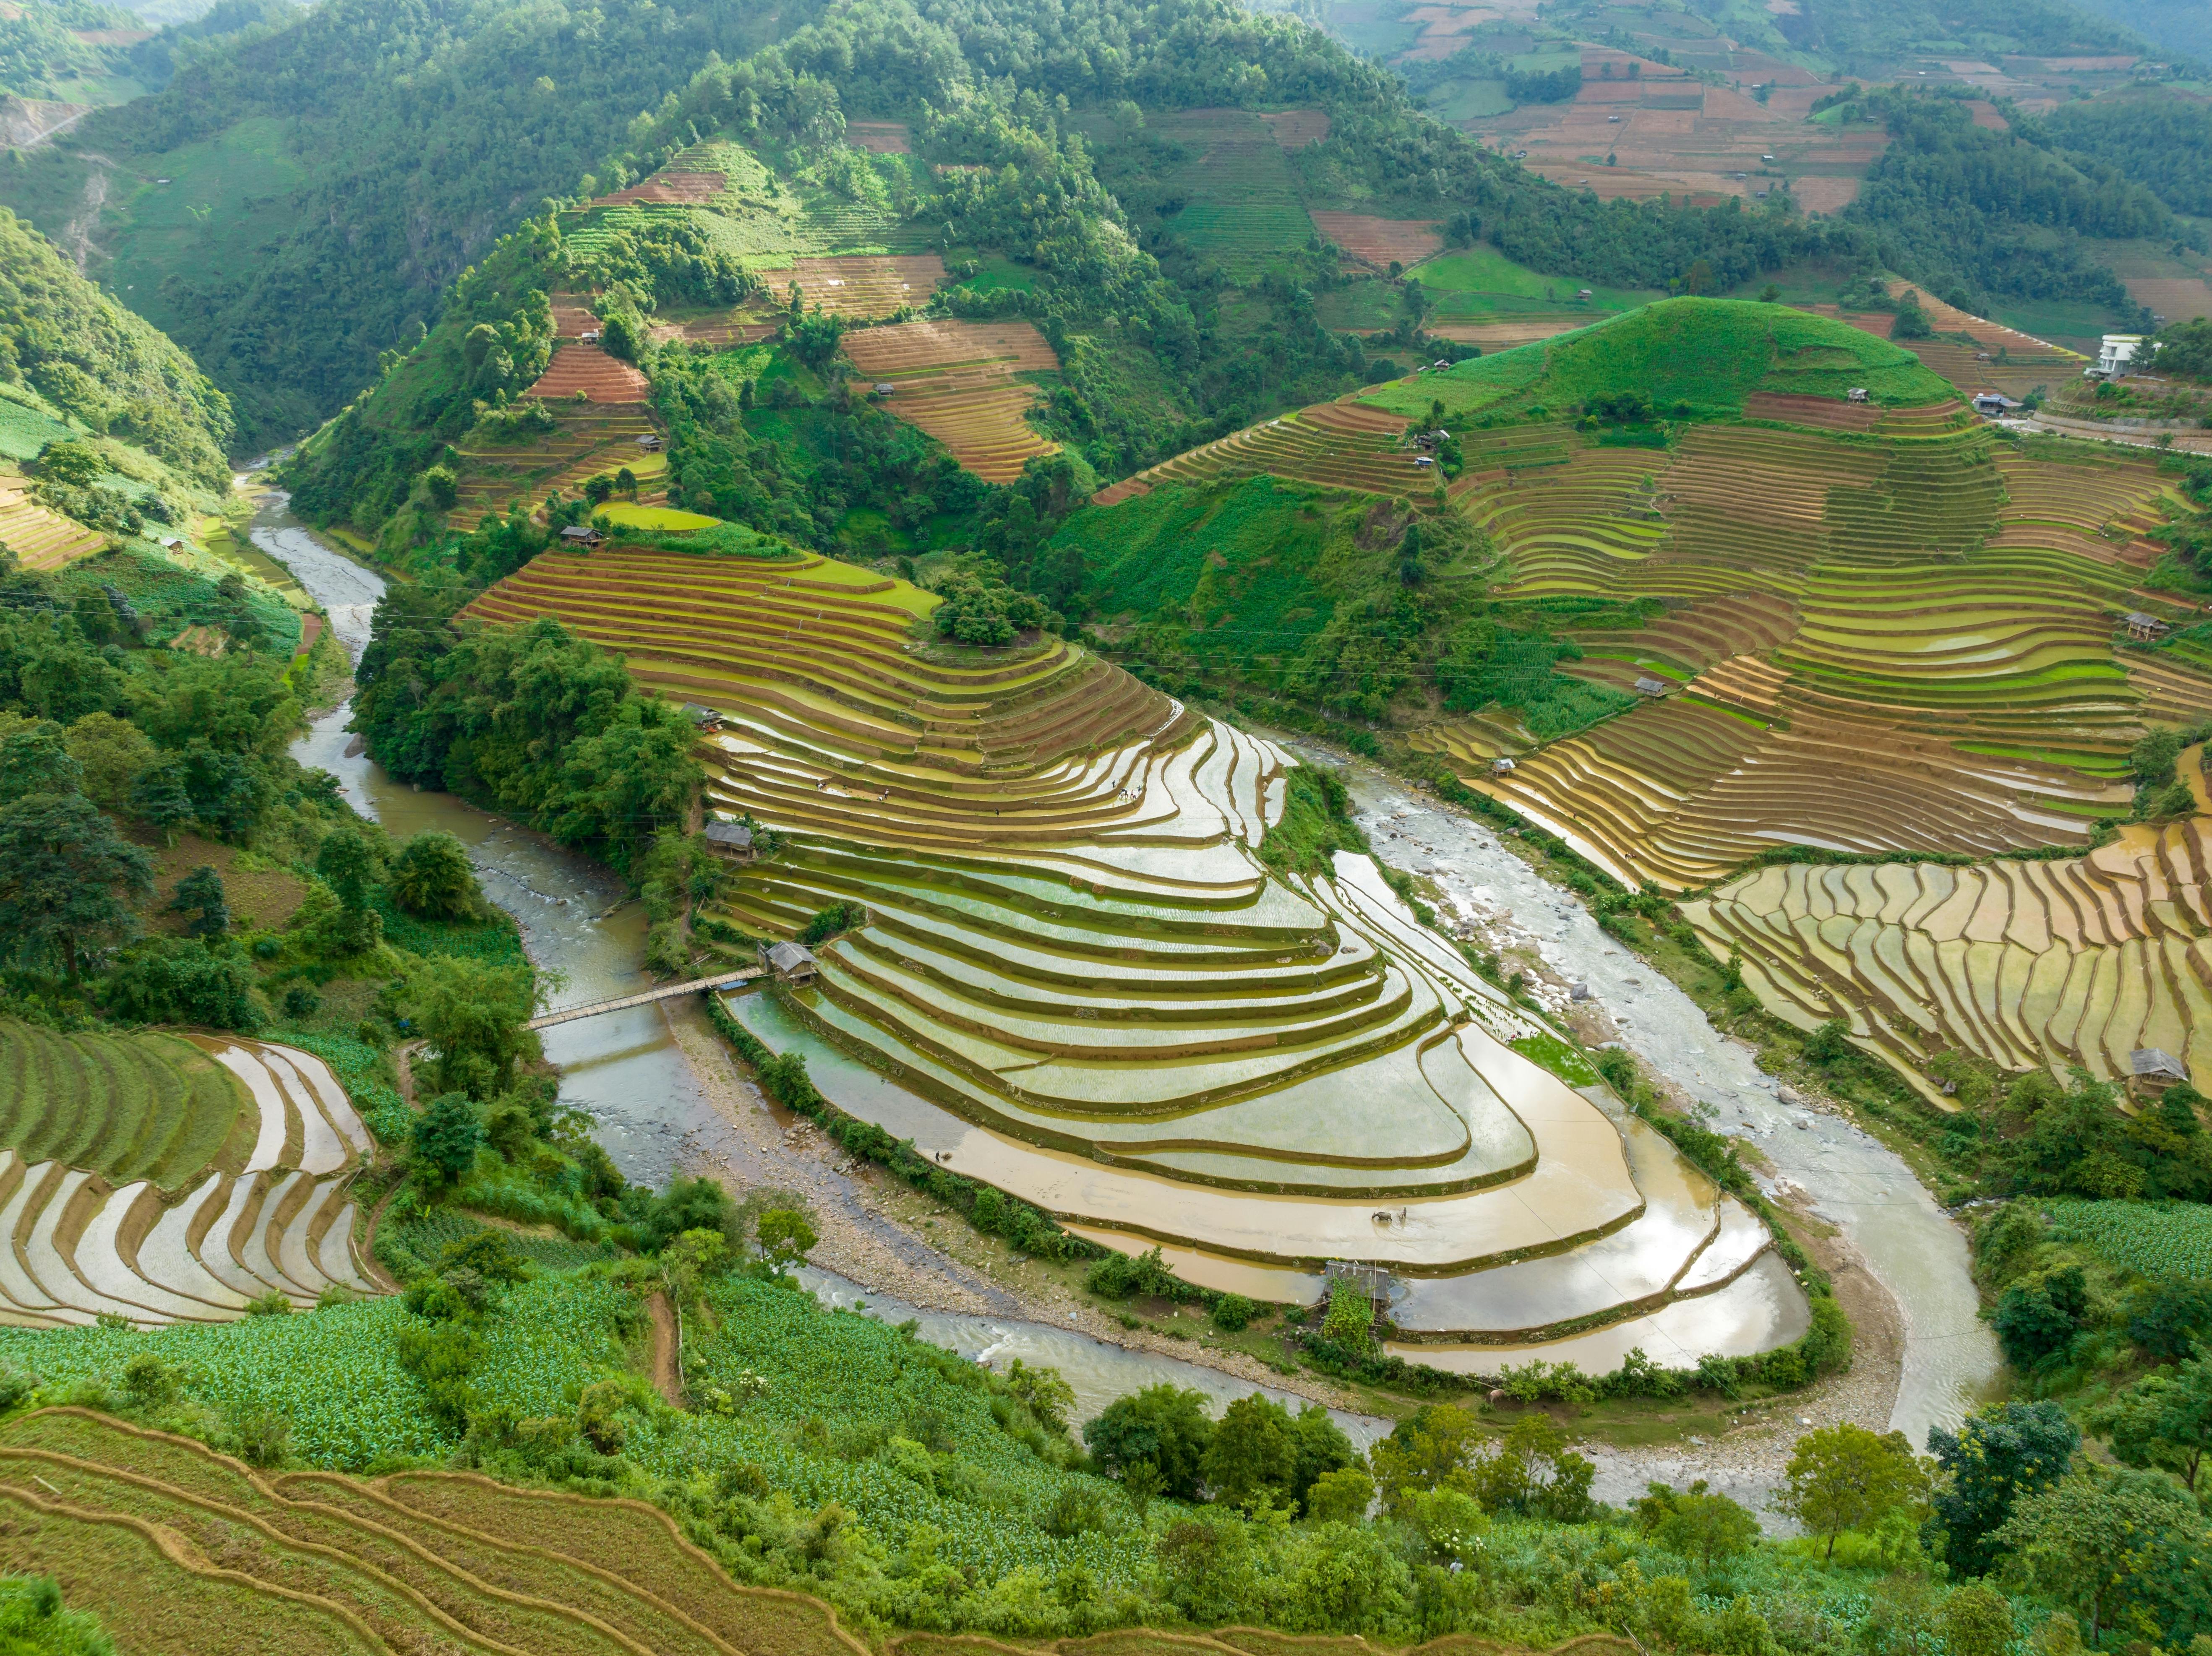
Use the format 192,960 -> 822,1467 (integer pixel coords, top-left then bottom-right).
2090,334 -> 2144,378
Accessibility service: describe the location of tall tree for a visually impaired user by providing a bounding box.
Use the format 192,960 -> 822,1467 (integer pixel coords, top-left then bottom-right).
0,790 -> 153,976
1776,1424 -> 1928,1562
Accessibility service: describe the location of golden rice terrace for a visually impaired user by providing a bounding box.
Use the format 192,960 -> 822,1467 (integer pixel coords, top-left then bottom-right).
464,542 -> 1806,1370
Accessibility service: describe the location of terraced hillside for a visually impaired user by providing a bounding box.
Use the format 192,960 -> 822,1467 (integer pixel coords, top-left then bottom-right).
464,542 -> 1805,1363
1091,399 -> 1422,506
842,321 -> 1061,484
0,1407 -> 866,1656
1681,764 -> 2212,1100
0,485 -> 107,570
1173,304 -> 2183,892
449,402 -> 666,527
0,1024 -> 378,1327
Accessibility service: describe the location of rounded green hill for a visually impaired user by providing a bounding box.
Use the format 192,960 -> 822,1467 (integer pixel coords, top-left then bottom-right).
1362,297 -> 1956,421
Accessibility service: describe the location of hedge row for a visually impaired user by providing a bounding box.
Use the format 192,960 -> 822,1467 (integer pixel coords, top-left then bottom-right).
701,991 -> 1097,1264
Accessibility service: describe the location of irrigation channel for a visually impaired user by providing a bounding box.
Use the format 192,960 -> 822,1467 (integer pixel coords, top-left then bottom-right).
247,489 -> 1394,1447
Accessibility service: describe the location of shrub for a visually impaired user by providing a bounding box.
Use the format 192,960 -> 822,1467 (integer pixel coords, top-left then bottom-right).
1320,1279 -> 1374,1354
1211,1294 -> 1257,1332
387,832 -> 480,919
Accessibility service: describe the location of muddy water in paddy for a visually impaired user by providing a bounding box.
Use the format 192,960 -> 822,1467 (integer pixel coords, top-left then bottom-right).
1335,761 -> 2002,1452
250,492 -> 1392,1429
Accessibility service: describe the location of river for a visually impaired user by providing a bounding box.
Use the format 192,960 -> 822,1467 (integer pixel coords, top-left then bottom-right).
1338,763 -> 2003,1454
249,490 -> 1995,1480
249,489 -> 1395,1440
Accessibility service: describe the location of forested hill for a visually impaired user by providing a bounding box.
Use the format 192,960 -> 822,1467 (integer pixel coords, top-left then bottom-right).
0,206 -> 233,492
0,0 -> 794,445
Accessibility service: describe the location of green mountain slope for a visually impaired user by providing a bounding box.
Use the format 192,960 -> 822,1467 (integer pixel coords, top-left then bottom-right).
0,204 -> 237,558
0,0 -> 793,445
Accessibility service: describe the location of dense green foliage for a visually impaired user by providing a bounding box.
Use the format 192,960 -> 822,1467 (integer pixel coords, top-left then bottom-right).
1839,90 -> 2181,322
657,352 -> 987,555
351,572 -> 703,880
0,1575 -> 115,1656
0,0 -> 138,99
2045,90 -> 2212,220
1790,0 -> 2143,70
0,210 -> 233,491
0,0 -> 786,443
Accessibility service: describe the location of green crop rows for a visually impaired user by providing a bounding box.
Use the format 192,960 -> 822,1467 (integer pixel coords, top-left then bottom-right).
0,1017 -> 244,1193
0,388 -> 76,461
1366,299 -> 1954,420
2041,1198 -> 2212,1281
0,1268 -> 1152,1588
636,1278 -> 1148,1584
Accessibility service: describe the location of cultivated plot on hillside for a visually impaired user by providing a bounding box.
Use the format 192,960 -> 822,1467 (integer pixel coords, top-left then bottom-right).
465,540 -> 1794,1349
0,1023 -> 377,1326
0,486 -> 105,570
841,320 -> 1060,483
1683,766 -> 2212,1098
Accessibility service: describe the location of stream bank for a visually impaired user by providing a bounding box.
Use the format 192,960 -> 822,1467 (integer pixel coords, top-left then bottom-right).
245,486 -> 1995,1502
249,487 -> 1389,1431
1329,758 -> 2003,1503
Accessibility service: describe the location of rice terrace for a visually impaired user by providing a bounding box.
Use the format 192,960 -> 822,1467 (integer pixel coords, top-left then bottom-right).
3,0 -> 2212,1646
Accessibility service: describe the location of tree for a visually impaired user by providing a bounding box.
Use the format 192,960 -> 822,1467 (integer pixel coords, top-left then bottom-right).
1943,1583 -> 2014,1656
1305,1465 -> 1375,1524
1083,1385 -> 1215,1498
1776,1423 -> 1928,1561
402,955 -> 537,1099
1287,1403 -> 1356,1514
0,723 -> 83,804
420,466 -> 459,511
168,866 -> 229,938
1203,1393 -> 1297,1510
387,831 -> 479,919
1993,1267 -> 2087,1370
659,1226 -> 729,1308
314,824 -> 378,911
1469,1413 -> 1596,1522
411,1092 -> 484,1186
2093,1351 -> 2212,1491
1929,1401 -> 2079,1576
62,713 -> 155,813
1994,1465 -> 2208,1644
1633,1478 -> 1761,1571
1370,1403 -> 1483,1516
755,1208 -> 816,1273
1004,1359 -> 1075,1433
35,441 -> 104,488
0,791 -> 152,977
126,760 -> 195,844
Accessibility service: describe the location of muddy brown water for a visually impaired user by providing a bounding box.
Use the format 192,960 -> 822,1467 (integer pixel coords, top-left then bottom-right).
251,491 -> 1393,1436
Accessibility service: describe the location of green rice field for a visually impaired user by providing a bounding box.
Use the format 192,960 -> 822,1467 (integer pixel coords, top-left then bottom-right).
0,1018 -> 245,1193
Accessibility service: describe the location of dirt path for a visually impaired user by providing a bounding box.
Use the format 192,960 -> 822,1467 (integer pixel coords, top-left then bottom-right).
647,1292 -> 684,1407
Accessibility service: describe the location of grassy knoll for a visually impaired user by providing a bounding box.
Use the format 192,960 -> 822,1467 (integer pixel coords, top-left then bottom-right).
1364,298 -> 1954,420
1411,244 -> 1660,320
